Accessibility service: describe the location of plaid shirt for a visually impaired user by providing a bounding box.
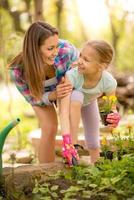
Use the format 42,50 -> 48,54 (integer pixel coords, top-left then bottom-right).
9,39 -> 79,106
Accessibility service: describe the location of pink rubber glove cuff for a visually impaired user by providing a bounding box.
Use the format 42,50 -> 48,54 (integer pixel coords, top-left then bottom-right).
62,134 -> 72,145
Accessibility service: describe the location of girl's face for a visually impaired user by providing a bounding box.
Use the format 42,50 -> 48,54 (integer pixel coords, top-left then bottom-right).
78,46 -> 101,75
40,34 -> 59,66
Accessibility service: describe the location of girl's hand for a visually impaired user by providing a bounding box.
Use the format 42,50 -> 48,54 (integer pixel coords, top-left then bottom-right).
106,112 -> 121,128
56,77 -> 73,99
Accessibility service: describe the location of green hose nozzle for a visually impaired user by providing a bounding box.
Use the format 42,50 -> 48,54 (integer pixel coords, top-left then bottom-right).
0,118 -> 20,175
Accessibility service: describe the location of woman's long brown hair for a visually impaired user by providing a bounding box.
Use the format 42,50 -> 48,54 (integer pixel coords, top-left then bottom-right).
8,21 -> 58,99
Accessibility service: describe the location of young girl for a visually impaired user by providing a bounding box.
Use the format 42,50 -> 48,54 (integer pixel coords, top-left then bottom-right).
59,40 -> 120,165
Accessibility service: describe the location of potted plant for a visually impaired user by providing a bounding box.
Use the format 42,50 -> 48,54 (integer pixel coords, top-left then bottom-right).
99,95 -> 117,126
100,136 -> 114,160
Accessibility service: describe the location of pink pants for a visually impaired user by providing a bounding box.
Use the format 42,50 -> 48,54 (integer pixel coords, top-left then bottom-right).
71,90 -> 100,149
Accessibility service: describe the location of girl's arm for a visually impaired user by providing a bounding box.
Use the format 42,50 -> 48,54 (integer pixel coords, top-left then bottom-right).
58,76 -> 72,135
58,76 -> 79,166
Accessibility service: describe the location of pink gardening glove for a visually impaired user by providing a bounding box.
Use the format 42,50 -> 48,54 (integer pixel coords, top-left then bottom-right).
62,134 -> 79,166
106,112 -> 121,128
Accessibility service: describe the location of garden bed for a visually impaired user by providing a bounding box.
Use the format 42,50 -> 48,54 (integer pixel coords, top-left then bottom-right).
0,149 -> 134,200
1,155 -> 133,200
32,155 -> 134,200
1,120 -> 134,200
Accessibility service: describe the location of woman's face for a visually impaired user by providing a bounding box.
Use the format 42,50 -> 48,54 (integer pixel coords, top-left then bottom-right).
40,34 -> 59,66
78,46 -> 101,75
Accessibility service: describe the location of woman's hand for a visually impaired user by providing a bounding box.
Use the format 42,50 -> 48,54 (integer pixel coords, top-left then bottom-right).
71,61 -> 78,68
56,77 -> 73,99
106,112 -> 121,128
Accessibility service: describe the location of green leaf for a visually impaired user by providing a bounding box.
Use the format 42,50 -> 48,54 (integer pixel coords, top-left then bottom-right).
115,189 -> 126,195
50,185 -> 59,191
89,183 -> 97,188
39,187 -> 49,194
109,194 -> 118,200
40,197 -> 51,200
101,178 -> 110,186
42,183 -> 50,187
82,190 -> 92,198
32,187 -> 39,194
110,176 -> 122,184
51,192 -> 58,198
65,186 -> 81,192
60,190 -> 66,194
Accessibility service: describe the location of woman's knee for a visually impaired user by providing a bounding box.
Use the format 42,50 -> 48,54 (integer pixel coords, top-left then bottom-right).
41,124 -> 57,138
32,105 -> 58,137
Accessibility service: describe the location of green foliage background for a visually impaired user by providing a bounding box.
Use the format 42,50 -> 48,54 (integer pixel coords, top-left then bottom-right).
1,0 -> 134,75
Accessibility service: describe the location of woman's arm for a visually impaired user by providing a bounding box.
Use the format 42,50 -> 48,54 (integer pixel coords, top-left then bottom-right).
9,68 -> 45,106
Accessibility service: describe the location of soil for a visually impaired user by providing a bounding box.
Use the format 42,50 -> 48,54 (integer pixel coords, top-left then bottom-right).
0,177 -> 6,199
100,150 -> 114,160
100,111 -> 113,126
100,149 -> 128,161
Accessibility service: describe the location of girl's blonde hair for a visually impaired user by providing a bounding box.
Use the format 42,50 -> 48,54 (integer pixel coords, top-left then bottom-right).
8,21 -> 58,99
86,40 -> 114,66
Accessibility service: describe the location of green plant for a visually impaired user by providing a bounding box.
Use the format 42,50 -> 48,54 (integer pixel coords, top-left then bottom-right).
99,95 -> 118,125
32,155 -> 134,199
100,136 -> 114,160
33,179 -> 60,199
99,95 -> 117,113
111,125 -> 134,159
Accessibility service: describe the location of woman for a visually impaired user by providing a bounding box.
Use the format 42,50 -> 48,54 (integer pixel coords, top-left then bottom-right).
8,21 -> 78,163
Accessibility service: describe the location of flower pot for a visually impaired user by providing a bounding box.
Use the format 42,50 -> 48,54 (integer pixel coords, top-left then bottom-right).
117,149 -> 127,160
100,111 -> 113,126
100,150 -> 114,160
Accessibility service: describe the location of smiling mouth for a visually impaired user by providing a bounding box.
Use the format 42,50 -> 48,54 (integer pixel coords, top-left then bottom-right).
49,57 -> 55,61
78,66 -> 84,70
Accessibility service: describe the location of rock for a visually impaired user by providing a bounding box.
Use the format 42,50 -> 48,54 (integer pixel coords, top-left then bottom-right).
126,83 -> 134,97
116,87 -> 128,97
79,156 -> 91,166
5,172 -> 34,200
127,75 -> 134,83
15,150 -> 34,164
115,75 -> 134,111
3,162 -> 64,200
125,98 -> 134,107
116,75 -> 129,86
23,110 -> 35,118
16,156 -> 33,164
